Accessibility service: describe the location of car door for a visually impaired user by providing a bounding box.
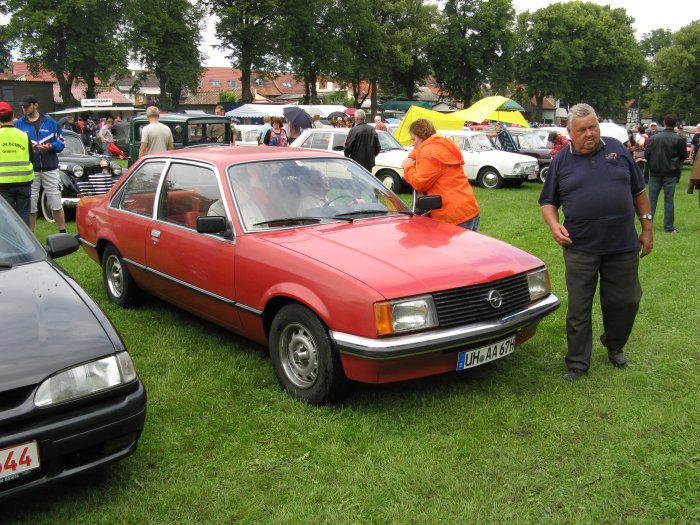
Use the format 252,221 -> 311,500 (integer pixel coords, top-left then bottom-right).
145,160 -> 241,330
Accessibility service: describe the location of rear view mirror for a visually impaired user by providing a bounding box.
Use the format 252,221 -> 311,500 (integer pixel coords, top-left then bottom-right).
416,195 -> 442,211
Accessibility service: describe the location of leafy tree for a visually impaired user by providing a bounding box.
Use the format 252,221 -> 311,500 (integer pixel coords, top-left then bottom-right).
648,22 -> 700,123
428,0 -> 515,108
639,29 -> 673,60
3,0 -> 129,107
516,1 -> 644,120
209,0 -> 279,103
129,0 -> 204,111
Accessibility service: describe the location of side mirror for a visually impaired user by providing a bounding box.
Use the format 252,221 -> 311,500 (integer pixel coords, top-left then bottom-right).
416,195 -> 442,211
196,216 -> 228,235
45,233 -> 80,259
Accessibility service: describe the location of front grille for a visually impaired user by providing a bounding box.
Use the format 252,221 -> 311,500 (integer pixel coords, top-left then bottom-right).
75,171 -> 117,196
433,273 -> 531,328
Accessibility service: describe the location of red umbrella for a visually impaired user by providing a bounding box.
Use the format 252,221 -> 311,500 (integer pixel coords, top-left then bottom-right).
344,108 -> 357,116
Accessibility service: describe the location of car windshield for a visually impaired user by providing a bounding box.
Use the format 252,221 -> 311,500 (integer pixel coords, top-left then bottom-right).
63,133 -> 87,155
517,133 -> 546,149
227,157 -> 408,231
469,134 -> 495,151
378,132 -> 405,151
0,203 -> 45,267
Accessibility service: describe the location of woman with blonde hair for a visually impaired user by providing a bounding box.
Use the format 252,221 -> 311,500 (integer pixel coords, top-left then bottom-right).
401,119 -> 481,230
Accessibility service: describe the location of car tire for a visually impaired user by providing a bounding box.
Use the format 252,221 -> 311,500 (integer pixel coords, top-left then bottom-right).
376,169 -> 403,193
478,168 -> 504,189
538,165 -> 549,183
269,304 -> 348,405
39,189 -> 54,222
102,244 -> 143,308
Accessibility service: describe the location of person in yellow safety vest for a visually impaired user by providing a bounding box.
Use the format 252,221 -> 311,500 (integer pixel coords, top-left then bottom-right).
0,101 -> 34,226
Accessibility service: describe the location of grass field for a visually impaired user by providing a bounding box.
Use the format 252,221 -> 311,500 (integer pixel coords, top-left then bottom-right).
7,168 -> 700,524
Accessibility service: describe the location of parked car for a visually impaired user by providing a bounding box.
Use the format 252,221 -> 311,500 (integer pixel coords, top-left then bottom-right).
506,130 -> 552,183
39,130 -> 124,221
290,128 -> 409,192
0,198 -> 146,502
438,130 -> 539,189
76,146 -> 559,405
235,124 -> 262,146
128,113 -> 233,166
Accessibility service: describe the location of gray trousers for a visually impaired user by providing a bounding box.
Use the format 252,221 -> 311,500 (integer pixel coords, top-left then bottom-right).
563,249 -> 642,371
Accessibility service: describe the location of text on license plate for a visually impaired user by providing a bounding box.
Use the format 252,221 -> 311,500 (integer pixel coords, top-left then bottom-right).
0,441 -> 40,483
456,335 -> 516,371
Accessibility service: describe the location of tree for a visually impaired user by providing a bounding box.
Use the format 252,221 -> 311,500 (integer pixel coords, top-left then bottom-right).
428,0 -> 515,108
3,0 -> 129,107
648,22 -> 700,123
129,0 -> 204,111
515,1 -> 644,120
209,0 -> 279,104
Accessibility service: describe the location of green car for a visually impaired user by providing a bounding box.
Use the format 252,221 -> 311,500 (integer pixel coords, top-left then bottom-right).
128,113 -> 233,166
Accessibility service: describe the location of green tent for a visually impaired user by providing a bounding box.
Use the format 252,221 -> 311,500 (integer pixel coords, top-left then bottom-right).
382,100 -> 432,113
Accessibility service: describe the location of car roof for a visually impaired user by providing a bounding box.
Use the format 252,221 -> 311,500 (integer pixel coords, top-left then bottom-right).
141,145 -> 342,165
438,129 -> 483,137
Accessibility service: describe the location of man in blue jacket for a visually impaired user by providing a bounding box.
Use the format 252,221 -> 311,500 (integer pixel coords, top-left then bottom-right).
14,94 -> 66,233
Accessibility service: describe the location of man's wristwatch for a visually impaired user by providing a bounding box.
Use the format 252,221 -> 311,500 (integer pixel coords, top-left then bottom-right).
638,213 -> 653,221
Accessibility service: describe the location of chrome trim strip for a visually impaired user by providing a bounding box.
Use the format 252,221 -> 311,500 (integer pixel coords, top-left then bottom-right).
331,294 -> 560,360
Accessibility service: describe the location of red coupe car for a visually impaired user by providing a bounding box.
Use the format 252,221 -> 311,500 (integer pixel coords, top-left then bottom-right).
77,146 -> 559,404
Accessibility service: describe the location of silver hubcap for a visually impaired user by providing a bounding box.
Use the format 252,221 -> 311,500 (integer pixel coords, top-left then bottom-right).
105,255 -> 124,298
278,323 -> 319,389
381,176 -> 395,190
482,172 -> 499,188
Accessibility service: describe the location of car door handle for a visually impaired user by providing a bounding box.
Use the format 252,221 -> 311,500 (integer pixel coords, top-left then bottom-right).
151,229 -> 160,239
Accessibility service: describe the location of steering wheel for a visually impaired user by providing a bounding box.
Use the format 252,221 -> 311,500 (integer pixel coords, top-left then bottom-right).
323,194 -> 354,207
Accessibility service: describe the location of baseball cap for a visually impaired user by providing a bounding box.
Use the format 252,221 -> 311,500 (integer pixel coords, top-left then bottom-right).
650,122 -> 658,127
20,94 -> 38,107
0,102 -> 13,115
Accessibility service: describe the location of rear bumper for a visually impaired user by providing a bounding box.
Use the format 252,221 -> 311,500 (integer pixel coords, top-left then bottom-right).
0,380 -> 146,502
332,294 -> 560,383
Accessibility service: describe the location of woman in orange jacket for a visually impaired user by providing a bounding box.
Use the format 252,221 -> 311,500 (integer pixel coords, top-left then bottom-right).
401,119 -> 481,230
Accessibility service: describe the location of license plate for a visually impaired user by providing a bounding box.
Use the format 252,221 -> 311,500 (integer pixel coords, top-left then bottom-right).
0,441 -> 40,483
456,335 -> 516,371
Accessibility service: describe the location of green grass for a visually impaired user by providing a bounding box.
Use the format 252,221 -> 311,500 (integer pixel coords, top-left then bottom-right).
9,167 -> 700,524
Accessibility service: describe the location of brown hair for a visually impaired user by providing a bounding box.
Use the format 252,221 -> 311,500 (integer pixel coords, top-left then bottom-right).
270,116 -> 283,127
408,119 -> 436,140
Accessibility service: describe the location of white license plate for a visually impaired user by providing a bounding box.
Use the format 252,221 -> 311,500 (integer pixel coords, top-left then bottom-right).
0,441 -> 40,483
456,335 -> 516,371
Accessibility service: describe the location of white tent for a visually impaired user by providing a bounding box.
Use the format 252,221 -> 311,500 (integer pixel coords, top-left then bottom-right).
294,105 -> 349,117
225,104 -> 291,118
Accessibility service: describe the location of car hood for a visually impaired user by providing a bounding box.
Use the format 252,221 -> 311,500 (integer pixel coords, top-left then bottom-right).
262,216 -> 544,299
376,149 -> 408,168
0,261 -> 117,391
471,150 -> 538,164
58,152 -> 104,167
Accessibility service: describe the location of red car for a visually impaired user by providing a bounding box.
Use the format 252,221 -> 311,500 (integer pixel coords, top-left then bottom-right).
77,146 -> 559,404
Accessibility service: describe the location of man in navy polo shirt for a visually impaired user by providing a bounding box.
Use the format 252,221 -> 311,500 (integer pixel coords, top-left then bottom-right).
539,103 -> 653,381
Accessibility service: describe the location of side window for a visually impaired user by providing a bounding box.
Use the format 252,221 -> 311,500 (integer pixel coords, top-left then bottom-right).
188,124 -> 205,144
118,161 -> 165,216
171,124 -> 184,143
305,132 -> 331,150
157,163 -> 222,229
331,133 -> 346,151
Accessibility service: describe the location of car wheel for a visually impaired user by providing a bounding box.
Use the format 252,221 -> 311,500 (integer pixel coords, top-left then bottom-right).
102,245 -> 143,308
269,304 -> 348,405
538,165 -> 549,183
376,170 -> 403,193
39,189 -> 54,222
508,179 -> 525,188
478,168 -> 504,189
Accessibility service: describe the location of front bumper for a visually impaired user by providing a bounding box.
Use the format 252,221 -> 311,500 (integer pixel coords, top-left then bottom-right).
0,379 -> 146,502
332,294 -> 559,383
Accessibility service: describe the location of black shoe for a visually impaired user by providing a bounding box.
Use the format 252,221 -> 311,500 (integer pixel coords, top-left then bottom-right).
563,369 -> 587,381
608,349 -> 628,368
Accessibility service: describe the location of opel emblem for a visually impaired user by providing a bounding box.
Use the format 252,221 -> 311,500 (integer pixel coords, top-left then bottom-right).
486,289 -> 502,309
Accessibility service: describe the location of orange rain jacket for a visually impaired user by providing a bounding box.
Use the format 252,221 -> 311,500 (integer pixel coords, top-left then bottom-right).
403,134 -> 480,225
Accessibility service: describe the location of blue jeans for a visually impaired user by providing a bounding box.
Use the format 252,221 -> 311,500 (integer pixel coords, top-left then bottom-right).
102,142 -> 112,160
458,214 -> 480,231
648,176 -> 677,231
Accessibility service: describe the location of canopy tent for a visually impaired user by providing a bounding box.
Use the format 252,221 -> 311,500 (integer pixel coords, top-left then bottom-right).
451,96 -> 529,128
295,105 -> 349,117
393,106 -> 465,146
225,104 -> 291,118
49,106 -> 137,116
382,100 -> 432,113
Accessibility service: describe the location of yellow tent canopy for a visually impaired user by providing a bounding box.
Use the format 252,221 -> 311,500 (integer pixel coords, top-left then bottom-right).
451,96 -> 530,128
393,106 -> 465,146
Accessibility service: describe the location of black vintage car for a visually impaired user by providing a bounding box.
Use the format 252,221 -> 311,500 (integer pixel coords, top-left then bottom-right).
507,130 -> 552,183
0,198 -> 146,501
41,130 -> 123,220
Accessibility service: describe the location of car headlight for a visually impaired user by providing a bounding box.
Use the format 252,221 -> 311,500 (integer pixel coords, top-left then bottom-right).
72,165 -> 84,177
513,163 -> 525,174
374,294 -> 438,336
34,352 -> 138,407
527,267 -> 551,301
111,163 -> 122,176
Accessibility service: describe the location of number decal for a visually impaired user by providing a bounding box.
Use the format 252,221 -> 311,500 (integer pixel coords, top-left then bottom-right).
19,447 -> 32,468
4,451 -> 18,472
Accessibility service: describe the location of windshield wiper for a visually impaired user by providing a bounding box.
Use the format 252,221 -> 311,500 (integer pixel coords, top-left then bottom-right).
253,216 -> 353,227
334,209 -> 408,219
